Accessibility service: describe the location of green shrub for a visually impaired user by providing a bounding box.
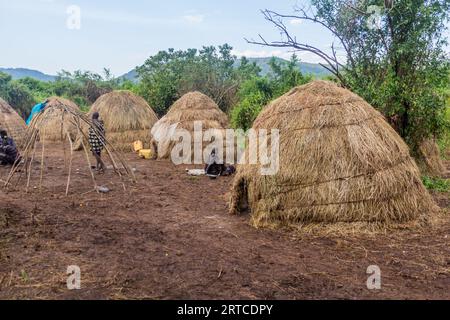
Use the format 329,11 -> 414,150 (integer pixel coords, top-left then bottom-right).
231,93 -> 265,131
422,176 -> 450,192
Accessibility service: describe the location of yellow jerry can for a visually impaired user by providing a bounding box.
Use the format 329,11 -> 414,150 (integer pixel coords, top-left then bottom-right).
139,149 -> 153,159
133,140 -> 144,152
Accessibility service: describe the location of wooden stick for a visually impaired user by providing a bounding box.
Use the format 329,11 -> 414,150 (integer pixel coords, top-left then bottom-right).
72,116 -> 129,191
80,138 -> 98,192
65,132 -> 74,196
39,129 -> 46,193
5,126 -> 38,187
61,110 -> 67,170
26,136 -> 38,193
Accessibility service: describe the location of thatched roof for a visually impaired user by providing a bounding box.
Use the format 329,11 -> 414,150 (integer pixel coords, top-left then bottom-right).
151,91 -> 230,160
88,90 -> 158,152
229,81 -> 437,230
416,138 -> 446,177
0,97 -> 26,146
33,97 -> 80,141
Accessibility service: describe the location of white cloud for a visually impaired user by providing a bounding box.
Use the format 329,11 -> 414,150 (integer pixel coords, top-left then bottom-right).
295,51 -> 325,63
182,14 -> 205,24
289,19 -> 303,26
232,42 -> 351,65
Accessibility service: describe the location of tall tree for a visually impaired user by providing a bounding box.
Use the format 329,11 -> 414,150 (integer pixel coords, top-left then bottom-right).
137,44 -> 258,115
0,72 -> 36,118
248,0 -> 450,147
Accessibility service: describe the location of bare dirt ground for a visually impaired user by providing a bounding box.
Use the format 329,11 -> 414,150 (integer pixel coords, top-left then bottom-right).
0,144 -> 449,300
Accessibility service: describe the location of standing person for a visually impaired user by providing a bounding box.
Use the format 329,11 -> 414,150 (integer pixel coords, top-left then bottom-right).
88,112 -> 106,173
0,129 -> 20,165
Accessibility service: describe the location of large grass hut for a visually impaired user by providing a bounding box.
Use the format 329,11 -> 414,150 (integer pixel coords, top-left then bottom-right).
150,91 -> 230,160
229,81 -> 436,229
32,97 -> 80,142
88,90 -> 158,152
0,97 -> 27,146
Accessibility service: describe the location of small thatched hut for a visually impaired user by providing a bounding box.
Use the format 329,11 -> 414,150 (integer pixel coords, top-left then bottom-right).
0,98 -> 27,146
151,91 -> 230,160
229,81 -> 436,229
88,91 -> 158,152
416,138 -> 445,177
32,97 -> 80,142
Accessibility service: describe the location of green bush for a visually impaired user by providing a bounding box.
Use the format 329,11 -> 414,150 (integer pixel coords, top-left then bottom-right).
230,55 -> 311,130
0,73 -> 36,118
422,176 -> 450,193
231,92 -> 265,131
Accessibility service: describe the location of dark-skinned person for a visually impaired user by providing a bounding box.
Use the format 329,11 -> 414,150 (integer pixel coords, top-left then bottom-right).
0,129 -> 20,166
88,112 -> 106,173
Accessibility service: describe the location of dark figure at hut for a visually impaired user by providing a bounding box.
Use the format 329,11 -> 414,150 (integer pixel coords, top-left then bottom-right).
88,112 -> 106,173
221,164 -> 236,176
205,148 -> 226,178
0,129 -> 20,165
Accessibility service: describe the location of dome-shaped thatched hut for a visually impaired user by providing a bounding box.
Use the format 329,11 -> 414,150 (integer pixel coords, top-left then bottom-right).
0,97 -> 26,146
151,91 -> 230,161
32,97 -> 80,142
88,91 -> 158,152
229,81 -> 436,229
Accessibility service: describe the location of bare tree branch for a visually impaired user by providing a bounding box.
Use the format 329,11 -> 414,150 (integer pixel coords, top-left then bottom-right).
245,9 -> 348,86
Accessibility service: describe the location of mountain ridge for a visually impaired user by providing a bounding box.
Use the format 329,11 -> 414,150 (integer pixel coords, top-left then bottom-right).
0,67 -> 56,82
120,57 -> 331,82
1,57 -> 331,83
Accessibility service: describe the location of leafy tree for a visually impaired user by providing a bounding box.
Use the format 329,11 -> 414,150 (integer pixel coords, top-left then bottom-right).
0,72 -> 12,89
0,72 -> 36,118
54,69 -> 117,105
136,44 -> 257,116
137,48 -> 196,116
268,54 -> 312,95
248,0 -> 450,148
235,56 -> 263,82
5,69 -> 120,114
231,77 -> 274,130
231,55 -> 311,130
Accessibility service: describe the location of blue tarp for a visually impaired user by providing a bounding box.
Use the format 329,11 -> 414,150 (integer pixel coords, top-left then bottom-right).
26,102 -> 47,125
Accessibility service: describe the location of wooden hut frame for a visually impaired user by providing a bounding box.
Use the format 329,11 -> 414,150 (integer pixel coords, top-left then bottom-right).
3,103 -> 136,195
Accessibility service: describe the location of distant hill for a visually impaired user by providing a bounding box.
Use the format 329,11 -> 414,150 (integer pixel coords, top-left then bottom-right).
234,57 -> 331,78
0,68 -> 56,82
119,57 -> 331,82
120,69 -> 139,82
1,57 -> 331,83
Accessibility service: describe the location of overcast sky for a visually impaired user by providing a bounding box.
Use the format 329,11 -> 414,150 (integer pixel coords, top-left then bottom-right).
0,0 -> 448,76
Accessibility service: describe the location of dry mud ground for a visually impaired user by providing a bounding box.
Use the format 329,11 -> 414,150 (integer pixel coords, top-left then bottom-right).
0,144 -> 449,299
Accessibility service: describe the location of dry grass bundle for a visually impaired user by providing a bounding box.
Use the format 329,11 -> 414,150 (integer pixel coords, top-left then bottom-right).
151,91 -> 230,160
33,97 -> 80,141
0,98 -> 26,146
4,102 -> 135,195
86,91 -> 158,152
416,138 -> 445,177
229,81 -> 437,230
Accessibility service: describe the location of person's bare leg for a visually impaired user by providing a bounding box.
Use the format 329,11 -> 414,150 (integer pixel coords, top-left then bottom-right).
94,153 -> 106,172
